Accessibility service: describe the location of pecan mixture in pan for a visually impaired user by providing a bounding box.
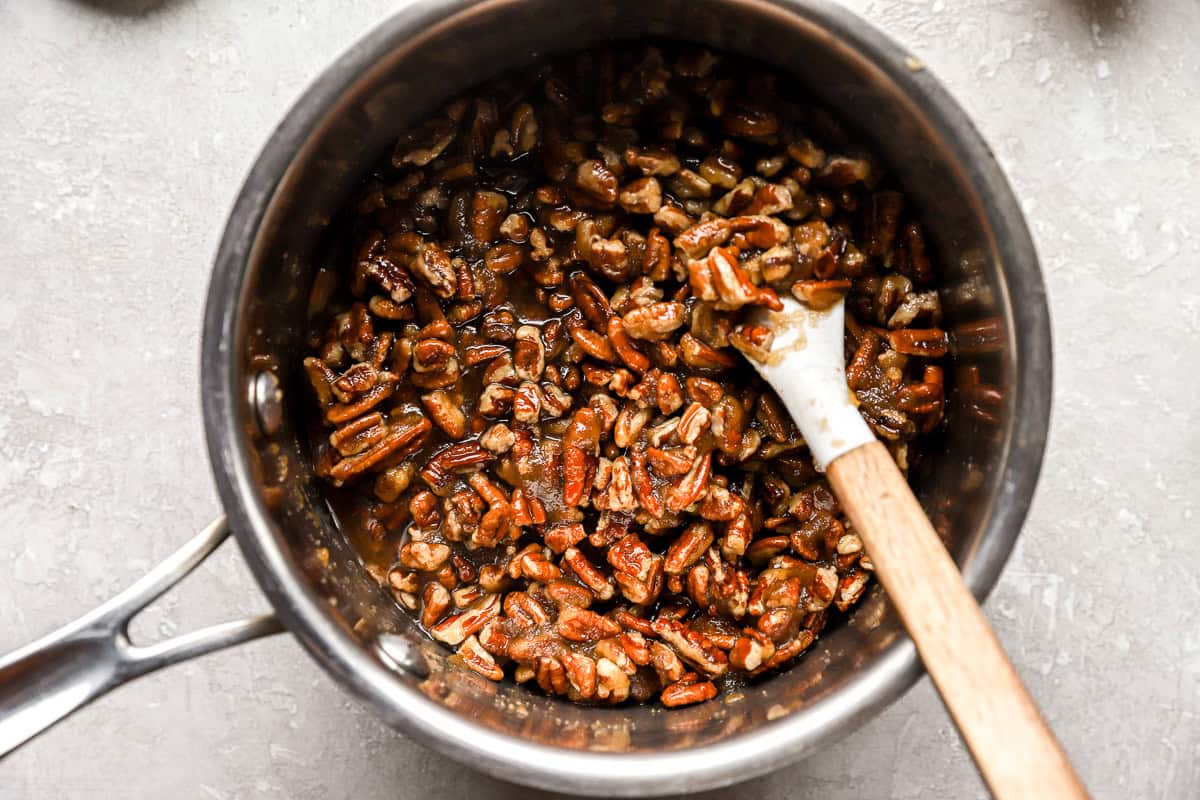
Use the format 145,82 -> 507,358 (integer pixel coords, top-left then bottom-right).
303,46 -> 948,708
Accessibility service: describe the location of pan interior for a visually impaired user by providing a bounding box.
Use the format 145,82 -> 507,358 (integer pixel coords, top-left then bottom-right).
212,0 -> 1037,778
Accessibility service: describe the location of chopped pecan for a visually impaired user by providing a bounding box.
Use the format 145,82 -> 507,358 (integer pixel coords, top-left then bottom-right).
665,451 -> 712,512
557,606 -> 622,642
656,372 -> 685,414
629,446 -> 664,519
622,301 -> 687,341
664,521 -> 715,575
479,422 -> 516,454
329,412 -> 385,456
661,675 -> 717,707
675,218 -> 732,259
509,324 -> 544,376
595,657 -> 631,702
562,407 -> 600,506
457,635 -> 504,681
607,317 -> 651,373
625,146 -> 681,176
617,176 -> 663,214
792,278 -> 852,309
646,445 -> 696,476
613,404 -> 652,449
562,651 -> 598,699
570,326 -> 619,362
429,592 -> 501,646
575,159 -> 619,204
421,389 -> 467,438
546,579 -> 594,608
512,380 -> 543,423
421,582 -> 451,628
651,619 -> 728,677
412,241 -> 456,299
677,402 -> 711,445
606,534 -> 655,583
329,415 -> 431,482
888,328 -> 949,357
729,324 -> 775,364
562,547 -> 615,601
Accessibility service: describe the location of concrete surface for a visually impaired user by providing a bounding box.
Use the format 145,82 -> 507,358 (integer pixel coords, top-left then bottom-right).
1,0 -> 1197,797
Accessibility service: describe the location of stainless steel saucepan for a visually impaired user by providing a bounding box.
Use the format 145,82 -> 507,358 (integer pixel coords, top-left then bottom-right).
0,1 -> 1051,794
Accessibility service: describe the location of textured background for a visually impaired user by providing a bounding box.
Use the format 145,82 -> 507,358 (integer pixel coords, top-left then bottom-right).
1,0 -> 1197,797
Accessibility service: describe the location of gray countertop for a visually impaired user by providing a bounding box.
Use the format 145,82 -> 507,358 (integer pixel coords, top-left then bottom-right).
1,0 -> 1197,797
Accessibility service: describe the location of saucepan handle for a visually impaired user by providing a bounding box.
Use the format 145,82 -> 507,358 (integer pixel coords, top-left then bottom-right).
0,516 -> 284,757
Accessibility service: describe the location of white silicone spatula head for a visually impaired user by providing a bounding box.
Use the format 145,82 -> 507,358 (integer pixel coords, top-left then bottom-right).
741,291 -> 1088,799
746,295 -> 873,470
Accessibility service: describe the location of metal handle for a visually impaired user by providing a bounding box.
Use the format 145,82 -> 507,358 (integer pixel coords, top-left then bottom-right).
0,516 -> 283,757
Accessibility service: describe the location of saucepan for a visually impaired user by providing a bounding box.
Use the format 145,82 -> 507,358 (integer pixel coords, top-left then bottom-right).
0,0 -> 1050,794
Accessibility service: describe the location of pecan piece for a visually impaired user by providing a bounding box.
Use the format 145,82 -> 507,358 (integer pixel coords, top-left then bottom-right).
329,412 -> 385,456
570,326 -> 619,362
513,325 -> 546,381
478,382 -> 515,417
617,176 -> 663,214
457,634 -> 504,681
698,247 -> 783,312
625,146 -> 681,176
665,451 -> 713,512
622,301 -> 687,341
792,279 -> 852,310
420,389 -> 467,438
677,402 -> 711,445
412,241 -> 456,299
595,657 -> 631,703
651,619 -> 728,677
562,651 -> 598,699
595,637 -> 637,676
569,271 -> 613,328
887,328 -> 949,357
429,592 -> 501,646
329,415 -> 431,482
649,641 -> 686,684
513,380 -> 543,423
479,422 -> 516,454
629,446 -> 664,519
562,407 -> 600,506
607,317 -> 650,373
557,606 -> 622,642
661,674 -> 717,707
729,630 -> 776,672
470,190 -> 509,244
325,372 -> 398,424
421,582 -> 451,628
646,446 -> 696,476
400,541 -> 451,572
729,324 -> 775,364
545,522 -> 587,554
679,333 -> 737,372
575,159 -> 619,204
546,579 -> 594,609
604,455 -> 638,512
613,404 -> 652,449
664,521 -> 715,575
675,218 -> 732,259
562,547 -> 615,601
652,373 -> 683,415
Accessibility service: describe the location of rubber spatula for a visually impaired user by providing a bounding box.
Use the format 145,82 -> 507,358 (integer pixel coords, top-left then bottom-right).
747,294 -> 1088,799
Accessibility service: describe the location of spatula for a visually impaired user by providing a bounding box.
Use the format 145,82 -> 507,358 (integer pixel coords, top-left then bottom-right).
747,294 -> 1088,799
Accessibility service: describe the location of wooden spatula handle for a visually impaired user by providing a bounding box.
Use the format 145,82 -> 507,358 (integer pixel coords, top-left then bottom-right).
827,441 -> 1088,799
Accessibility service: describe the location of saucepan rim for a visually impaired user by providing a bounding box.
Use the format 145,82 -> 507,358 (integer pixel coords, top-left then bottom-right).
200,0 -> 1051,794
